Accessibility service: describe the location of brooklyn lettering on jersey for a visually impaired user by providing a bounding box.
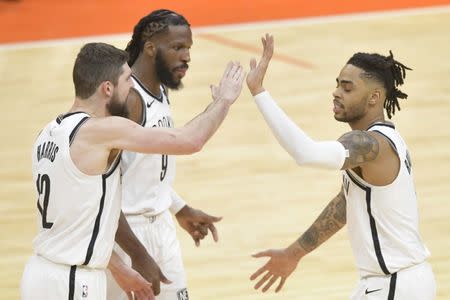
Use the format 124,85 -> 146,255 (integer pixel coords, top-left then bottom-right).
37,141 -> 59,162
152,116 -> 173,128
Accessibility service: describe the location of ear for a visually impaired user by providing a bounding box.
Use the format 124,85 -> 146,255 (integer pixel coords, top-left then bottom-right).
369,89 -> 381,105
143,40 -> 157,58
100,81 -> 114,98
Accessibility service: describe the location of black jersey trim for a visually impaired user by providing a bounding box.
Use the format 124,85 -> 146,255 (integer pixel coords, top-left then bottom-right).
365,188 -> 391,275
345,170 -> 391,275
131,74 -> 163,102
371,130 -> 398,153
162,85 -> 170,105
104,152 -> 121,178
82,175 -> 106,265
367,122 -> 395,130
56,111 -> 88,124
345,170 -> 367,190
68,265 -> 77,300
387,272 -> 397,300
137,90 -> 147,127
69,116 -> 90,146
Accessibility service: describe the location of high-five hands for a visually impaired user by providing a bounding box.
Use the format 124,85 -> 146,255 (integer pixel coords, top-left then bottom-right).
246,33 -> 274,96
211,61 -> 246,105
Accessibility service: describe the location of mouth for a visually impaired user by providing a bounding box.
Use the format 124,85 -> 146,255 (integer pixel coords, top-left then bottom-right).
174,65 -> 189,78
333,99 -> 344,113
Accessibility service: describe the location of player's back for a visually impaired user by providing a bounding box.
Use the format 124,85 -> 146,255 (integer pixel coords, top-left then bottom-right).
31,112 -> 122,269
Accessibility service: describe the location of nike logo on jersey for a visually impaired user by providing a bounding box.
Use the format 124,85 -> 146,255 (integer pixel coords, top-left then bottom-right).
147,100 -> 155,108
365,288 -> 382,294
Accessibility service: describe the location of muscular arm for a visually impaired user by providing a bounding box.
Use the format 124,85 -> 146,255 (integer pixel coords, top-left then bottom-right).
338,130 -> 380,170
87,62 -> 244,156
250,188 -> 347,292
293,187 -> 346,256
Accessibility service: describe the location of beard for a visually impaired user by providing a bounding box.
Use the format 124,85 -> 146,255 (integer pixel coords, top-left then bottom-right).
334,97 -> 369,123
155,49 -> 186,90
106,91 -> 129,118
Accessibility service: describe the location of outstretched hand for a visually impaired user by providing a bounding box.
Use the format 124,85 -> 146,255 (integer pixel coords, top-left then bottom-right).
210,61 -> 246,105
175,205 -> 222,247
250,247 -> 300,293
247,33 -> 274,96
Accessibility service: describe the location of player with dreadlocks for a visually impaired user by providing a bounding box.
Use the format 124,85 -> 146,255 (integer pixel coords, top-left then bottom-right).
247,34 -> 435,299
107,9 -> 237,300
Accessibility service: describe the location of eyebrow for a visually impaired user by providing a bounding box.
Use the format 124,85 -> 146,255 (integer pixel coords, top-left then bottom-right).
336,78 -> 354,85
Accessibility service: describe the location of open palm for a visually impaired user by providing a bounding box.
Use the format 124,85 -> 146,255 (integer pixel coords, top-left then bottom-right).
246,33 -> 274,96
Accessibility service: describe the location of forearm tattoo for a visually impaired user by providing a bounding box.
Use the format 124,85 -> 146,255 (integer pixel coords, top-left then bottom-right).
338,130 -> 379,169
298,189 -> 346,253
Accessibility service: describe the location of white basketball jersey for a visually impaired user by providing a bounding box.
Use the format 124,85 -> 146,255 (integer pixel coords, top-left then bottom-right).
31,112 -> 122,269
343,123 -> 430,277
120,76 -> 176,216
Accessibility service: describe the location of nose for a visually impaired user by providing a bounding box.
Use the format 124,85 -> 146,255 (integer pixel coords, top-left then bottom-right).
332,88 -> 340,99
181,48 -> 190,63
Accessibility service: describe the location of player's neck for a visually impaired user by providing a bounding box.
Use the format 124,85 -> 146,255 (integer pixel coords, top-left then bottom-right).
348,114 -> 385,131
131,62 -> 162,97
70,97 -> 106,118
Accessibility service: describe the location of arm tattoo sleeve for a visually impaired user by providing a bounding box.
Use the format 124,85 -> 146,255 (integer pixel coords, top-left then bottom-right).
297,188 -> 346,253
338,130 -> 379,169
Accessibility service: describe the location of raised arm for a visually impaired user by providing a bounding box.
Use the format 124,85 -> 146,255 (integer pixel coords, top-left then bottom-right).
99,61 -> 244,155
250,188 -> 346,293
247,35 -> 348,169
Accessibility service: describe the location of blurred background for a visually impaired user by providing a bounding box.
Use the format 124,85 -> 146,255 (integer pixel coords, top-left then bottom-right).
1,1 -> 450,299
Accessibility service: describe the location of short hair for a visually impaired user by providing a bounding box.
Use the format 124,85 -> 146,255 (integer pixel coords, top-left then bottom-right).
347,51 -> 412,118
125,9 -> 190,66
73,43 -> 129,99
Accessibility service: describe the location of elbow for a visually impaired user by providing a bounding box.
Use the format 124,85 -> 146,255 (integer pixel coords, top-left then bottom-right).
183,137 -> 205,154
190,140 -> 204,153
293,151 -> 309,166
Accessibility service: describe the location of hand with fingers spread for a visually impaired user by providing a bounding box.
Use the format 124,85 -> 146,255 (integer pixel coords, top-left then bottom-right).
250,246 -> 303,293
210,61 -> 246,105
175,205 -> 222,247
247,33 -> 274,96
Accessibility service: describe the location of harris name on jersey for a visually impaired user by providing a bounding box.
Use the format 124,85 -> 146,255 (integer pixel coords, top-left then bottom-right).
36,141 -> 59,162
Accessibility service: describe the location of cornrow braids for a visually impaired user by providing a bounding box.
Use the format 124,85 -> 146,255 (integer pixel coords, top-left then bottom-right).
347,51 -> 412,118
125,9 -> 190,66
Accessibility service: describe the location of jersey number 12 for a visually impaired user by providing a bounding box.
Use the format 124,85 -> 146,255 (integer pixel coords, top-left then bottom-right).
36,173 -> 54,229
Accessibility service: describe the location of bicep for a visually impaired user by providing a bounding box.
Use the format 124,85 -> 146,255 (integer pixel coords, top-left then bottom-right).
338,130 -> 380,170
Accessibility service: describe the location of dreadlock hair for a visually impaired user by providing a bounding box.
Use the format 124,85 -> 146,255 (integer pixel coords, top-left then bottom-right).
347,51 -> 412,119
125,9 -> 190,66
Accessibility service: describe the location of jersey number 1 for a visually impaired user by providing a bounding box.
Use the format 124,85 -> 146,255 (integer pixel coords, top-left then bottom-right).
36,174 -> 54,229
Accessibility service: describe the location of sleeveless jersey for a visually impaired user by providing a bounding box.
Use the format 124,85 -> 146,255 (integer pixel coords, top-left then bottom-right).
342,123 -> 430,277
120,75 -> 176,216
31,112 -> 122,269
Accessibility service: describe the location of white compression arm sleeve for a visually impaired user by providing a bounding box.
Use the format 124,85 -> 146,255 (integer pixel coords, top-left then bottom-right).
254,91 -> 348,170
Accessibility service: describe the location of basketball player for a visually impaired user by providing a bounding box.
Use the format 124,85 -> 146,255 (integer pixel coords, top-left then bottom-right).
107,10 -> 230,300
247,34 -> 435,299
20,42 -> 245,300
